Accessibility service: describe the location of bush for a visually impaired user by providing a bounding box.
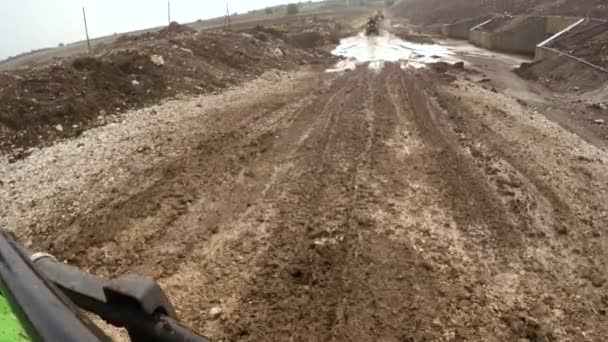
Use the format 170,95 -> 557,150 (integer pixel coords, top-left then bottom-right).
385,0 -> 395,6
265,7 -> 273,14
287,4 -> 299,15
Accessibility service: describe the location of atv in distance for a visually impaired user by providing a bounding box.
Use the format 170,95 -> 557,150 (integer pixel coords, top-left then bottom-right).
365,12 -> 385,36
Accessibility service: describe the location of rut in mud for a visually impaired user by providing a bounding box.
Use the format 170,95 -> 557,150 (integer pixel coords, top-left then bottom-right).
3,63 -> 608,341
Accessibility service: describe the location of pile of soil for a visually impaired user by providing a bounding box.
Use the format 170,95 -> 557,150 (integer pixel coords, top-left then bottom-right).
514,56 -> 608,92
156,21 -> 197,39
534,0 -> 608,17
248,19 -> 354,49
116,22 -> 196,44
515,22 -> 608,92
0,52 -> 164,131
391,0 -> 511,26
0,27 -> 325,159
557,27 -> 608,68
289,31 -> 326,49
493,16 -> 546,33
474,16 -> 513,32
392,0 -> 608,26
249,25 -> 286,42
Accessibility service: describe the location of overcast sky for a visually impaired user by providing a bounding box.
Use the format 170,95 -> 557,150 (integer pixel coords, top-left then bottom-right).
0,0 -> 306,60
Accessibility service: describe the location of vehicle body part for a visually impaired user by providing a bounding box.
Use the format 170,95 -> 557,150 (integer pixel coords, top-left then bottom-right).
0,231 -> 208,342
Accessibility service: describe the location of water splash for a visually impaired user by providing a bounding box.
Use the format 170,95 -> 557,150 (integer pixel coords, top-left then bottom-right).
327,32 -> 459,72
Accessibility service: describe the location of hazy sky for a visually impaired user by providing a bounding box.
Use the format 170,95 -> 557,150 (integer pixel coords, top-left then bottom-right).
0,0 -> 305,60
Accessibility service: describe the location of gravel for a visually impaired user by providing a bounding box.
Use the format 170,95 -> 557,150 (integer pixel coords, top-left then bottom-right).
0,70 -> 301,239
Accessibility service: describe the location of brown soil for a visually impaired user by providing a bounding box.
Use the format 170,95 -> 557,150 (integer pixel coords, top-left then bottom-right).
513,19 -> 608,106
558,27 -> 608,69
392,30 -> 436,44
494,16 -> 546,33
5,61 -> 608,341
515,55 -> 608,92
392,0 -> 608,25
116,22 -> 197,43
0,23 -> 325,161
535,0 -> 608,17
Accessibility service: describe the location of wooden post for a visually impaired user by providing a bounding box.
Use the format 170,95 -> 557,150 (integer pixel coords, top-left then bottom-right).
82,6 -> 91,53
168,0 -> 172,39
224,1 -> 231,31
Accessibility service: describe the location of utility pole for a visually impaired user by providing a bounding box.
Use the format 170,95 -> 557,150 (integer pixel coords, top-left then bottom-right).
82,6 -> 91,53
224,1 -> 231,31
168,0 -> 172,39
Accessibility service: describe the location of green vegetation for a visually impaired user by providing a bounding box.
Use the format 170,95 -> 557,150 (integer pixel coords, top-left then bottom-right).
287,3 -> 299,15
269,23 -> 289,32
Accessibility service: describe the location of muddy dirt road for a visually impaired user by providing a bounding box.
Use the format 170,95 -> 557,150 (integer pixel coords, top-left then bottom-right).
2,61 -> 608,341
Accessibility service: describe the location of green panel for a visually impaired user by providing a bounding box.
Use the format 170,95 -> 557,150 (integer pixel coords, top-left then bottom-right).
0,295 -> 30,342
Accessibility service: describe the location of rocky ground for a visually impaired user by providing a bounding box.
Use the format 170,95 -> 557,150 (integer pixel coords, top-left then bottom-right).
0,22 -> 342,161
3,51 -> 608,340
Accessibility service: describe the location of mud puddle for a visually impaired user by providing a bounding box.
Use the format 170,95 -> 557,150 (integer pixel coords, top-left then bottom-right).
327,32 -> 460,72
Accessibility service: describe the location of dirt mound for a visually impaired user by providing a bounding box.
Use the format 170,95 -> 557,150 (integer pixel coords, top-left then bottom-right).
391,0 -> 497,25
515,23 -> 608,92
560,28 -> 608,69
490,16 -> 546,33
535,0 -> 608,17
9,64 -> 608,341
514,60 -> 542,81
0,29 -> 325,158
476,16 -> 513,32
0,51 -> 163,132
156,21 -> 196,39
429,61 -> 465,73
247,23 -> 350,49
250,25 -> 286,40
514,56 -> 608,92
289,31 -> 325,49
392,0 -> 608,25
116,22 -> 196,44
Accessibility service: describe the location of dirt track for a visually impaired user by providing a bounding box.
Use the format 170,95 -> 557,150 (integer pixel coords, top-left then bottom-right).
2,61 -> 608,341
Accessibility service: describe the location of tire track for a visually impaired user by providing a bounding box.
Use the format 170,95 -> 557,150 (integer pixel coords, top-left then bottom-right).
224,68 -> 374,341
42,73 -> 327,276
157,70 -> 363,336
399,69 -> 522,250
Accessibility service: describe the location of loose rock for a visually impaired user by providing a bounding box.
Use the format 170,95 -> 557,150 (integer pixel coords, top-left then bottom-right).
273,48 -> 284,57
150,54 -> 165,66
208,306 -> 223,320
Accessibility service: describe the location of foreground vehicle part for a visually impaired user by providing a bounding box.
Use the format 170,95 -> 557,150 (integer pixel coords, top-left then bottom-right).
0,231 -> 208,342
